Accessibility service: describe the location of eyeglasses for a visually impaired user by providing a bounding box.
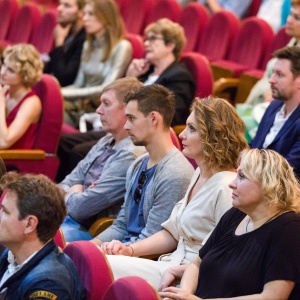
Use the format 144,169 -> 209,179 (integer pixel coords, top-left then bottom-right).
143,35 -> 164,43
134,171 -> 148,203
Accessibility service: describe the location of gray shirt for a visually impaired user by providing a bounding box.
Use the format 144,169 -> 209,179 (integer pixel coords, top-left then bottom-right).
97,148 -> 195,243
60,134 -> 145,227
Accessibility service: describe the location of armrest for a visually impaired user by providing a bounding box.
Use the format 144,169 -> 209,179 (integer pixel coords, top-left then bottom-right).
213,78 -> 240,105
88,217 -> 116,237
0,150 -> 45,160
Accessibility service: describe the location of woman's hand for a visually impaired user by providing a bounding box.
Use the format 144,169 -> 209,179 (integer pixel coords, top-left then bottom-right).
101,240 -> 133,256
158,265 -> 188,292
159,287 -> 201,300
126,58 -> 150,77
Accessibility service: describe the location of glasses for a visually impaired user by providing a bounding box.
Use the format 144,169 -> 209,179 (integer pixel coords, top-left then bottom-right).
134,171 -> 148,203
143,35 -> 164,43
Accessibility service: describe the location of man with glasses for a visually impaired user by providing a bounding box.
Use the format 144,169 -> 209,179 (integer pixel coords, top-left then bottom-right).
91,84 -> 194,247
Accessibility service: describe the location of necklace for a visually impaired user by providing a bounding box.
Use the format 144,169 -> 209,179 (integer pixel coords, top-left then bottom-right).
245,210 -> 284,233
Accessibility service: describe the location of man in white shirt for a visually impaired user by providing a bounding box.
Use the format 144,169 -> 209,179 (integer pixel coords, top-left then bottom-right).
250,46 -> 300,178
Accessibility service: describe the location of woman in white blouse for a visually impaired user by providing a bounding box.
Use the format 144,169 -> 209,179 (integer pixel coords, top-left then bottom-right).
98,96 -> 248,289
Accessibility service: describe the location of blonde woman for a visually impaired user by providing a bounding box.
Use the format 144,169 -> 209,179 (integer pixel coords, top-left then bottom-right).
0,44 -> 43,149
161,149 -> 300,300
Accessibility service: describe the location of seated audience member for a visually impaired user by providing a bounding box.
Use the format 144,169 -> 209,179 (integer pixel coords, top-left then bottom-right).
0,44 -> 43,149
57,17 -> 195,171
61,0 -> 132,127
197,0 -> 252,18
100,96 -> 248,289
250,46 -> 300,178
257,0 -> 291,33
0,172 -> 86,299
127,18 -> 195,127
160,149 -> 300,300
60,78 -> 146,242
91,84 -> 194,246
237,0 -> 300,139
44,0 -> 86,87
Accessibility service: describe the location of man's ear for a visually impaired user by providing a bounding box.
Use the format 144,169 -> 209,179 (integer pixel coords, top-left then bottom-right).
149,111 -> 159,125
296,76 -> 300,89
24,215 -> 38,235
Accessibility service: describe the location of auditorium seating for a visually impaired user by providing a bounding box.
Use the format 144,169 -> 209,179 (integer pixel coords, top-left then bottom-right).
210,17 -> 274,80
179,2 -> 210,52
198,10 -> 240,61
0,0 -> 19,40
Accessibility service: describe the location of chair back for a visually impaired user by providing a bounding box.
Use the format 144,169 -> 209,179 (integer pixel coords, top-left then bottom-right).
53,228 -> 66,249
181,52 -> 213,98
126,33 -> 144,59
144,0 -> 181,28
6,3 -> 41,44
64,241 -> 114,300
170,127 -> 181,150
0,0 -> 19,40
103,276 -> 160,300
32,74 -> 63,154
228,17 -> 274,69
31,9 -> 57,53
179,3 -> 210,52
198,10 -> 240,61
246,0 -> 263,17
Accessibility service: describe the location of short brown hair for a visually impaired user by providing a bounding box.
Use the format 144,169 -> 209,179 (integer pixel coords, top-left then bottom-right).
103,77 -> 144,106
273,46 -> 300,77
124,84 -> 175,128
3,44 -> 43,87
191,96 -> 248,169
145,18 -> 186,61
0,172 -> 66,243
76,0 -> 85,9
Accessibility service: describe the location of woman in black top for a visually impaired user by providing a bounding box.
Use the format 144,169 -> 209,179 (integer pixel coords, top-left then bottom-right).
160,149 -> 300,300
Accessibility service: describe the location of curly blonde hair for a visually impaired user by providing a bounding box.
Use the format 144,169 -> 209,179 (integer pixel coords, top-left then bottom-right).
3,44 -> 43,87
239,149 -> 300,213
145,18 -> 186,61
191,96 -> 248,169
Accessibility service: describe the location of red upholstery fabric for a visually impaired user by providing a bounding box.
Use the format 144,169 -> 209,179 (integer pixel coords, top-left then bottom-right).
125,33 -> 144,59
144,0 -> 182,28
211,17 -> 274,77
53,228 -> 66,249
181,52 -> 213,98
179,3 -> 210,52
0,3 -> 41,48
64,241 -> 114,300
0,0 -> 19,40
2,74 -> 63,180
121,0 -> 155,35
246,0 -> 263,17
103,276 -> 160,300
198,10 -> 240,61
170,127 -> 181,150
261,26 -> 291,69
31,9 -> 57,54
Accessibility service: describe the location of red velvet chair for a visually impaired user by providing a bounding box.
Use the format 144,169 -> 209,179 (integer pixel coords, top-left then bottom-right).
246,0 -> 263,17
126,33 -> 144,59
64,241 -> 114,300
0,74 -> 64,181
0,0 -> 19,40
210,17 -> 274,80
144,0 -> 182,29
0,3 -> 41,49
53,228 -> 66,249
103,276 -> 160,300
121,0 -> 155,35
198,10 -> 240,61
31,9 -> 57,54
179,3 -> 210,52
181,52 -> 213,98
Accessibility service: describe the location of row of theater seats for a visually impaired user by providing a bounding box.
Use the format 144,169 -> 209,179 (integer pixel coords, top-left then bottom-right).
0,0 -> 57,54
53,236 -> 160,300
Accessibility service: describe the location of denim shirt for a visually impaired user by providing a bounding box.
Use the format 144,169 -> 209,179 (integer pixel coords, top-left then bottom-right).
0,241 -> 86,300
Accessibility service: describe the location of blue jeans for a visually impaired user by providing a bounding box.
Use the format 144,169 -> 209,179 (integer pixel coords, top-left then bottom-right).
61,216 -> 93,242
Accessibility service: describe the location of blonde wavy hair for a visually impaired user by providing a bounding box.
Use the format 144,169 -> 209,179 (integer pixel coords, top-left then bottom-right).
83,0 -> 125,62
238,149 -> 300,213
3,44 -> 43,87
191,96 -> 248,169
145,18 -> 186,61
